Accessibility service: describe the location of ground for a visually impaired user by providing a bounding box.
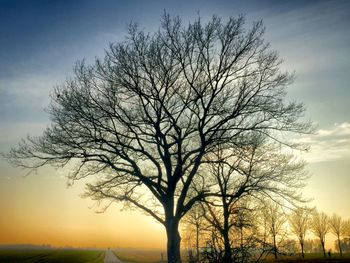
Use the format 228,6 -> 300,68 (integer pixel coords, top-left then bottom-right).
263,253 -> 350,263
0,250 -> 349,262
0,249 -> 104,263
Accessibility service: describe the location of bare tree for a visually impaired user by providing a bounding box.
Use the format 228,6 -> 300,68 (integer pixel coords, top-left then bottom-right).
329,213 -> 344,256
200,139 -> 306,263
5,13 -> 310,263
304,238 -> 323,253
203,227 -> 225,263
232,202 -> 255,263
261,201 -> 286,259
289,207 -> 312,258
344,219 -> 350,238
182,204 -> 205,262
311,211 -> 330,257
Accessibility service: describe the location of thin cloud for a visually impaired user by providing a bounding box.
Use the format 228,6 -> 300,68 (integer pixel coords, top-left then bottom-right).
295,122 -> 350,163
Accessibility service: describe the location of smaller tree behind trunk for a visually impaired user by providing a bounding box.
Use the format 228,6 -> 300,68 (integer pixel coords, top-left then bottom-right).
182,204 -> 205,263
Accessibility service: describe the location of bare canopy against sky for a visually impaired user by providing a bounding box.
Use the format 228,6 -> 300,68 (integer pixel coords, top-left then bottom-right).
5,13 -> 312,262
0,0 -> 350,250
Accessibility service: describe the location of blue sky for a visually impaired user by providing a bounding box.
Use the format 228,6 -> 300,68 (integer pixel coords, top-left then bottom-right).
0,0 -> 350,247
1,0 -> 349,129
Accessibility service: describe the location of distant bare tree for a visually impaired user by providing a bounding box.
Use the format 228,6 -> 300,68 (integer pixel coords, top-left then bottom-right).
311,211 -> 330,257
201,137 -> 306,263
232,202 -> 256,263
261,201 -> 286,259
329,213 -> 344,256
202,227 -> 226,263
344,219 -> 350,238
304,238 -> 323,253
279,239 -> 298,255
289,207 -> 312,258
5,13 -> 311,263
182,204 -> 205,262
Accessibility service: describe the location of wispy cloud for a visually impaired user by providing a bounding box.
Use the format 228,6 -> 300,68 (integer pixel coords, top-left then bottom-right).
295,122 -> 350,163
262,0 -> 350,75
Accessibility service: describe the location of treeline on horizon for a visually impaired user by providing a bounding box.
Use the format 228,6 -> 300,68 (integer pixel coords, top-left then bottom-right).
0,244 -> 102,250
181,202 -> 350,262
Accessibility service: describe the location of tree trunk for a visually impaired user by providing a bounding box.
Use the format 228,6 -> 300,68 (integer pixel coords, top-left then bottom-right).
166,218 -> 182,263
321,240 -> 326,258
300,241 -> 304,258
337,237 -> 342,257
273,234 -> 277,259
223,229 -> 232,263
222,204 -> 232,263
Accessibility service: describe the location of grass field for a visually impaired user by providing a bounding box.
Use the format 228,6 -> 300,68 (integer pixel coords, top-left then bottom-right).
114,248 -> 167,263
256,253 -> 350,263
4,249 -> 347,263
113,250 -> 350,263
0,249 -> 105,263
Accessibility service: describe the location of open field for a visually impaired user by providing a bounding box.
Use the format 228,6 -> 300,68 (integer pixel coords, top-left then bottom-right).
113,250 -> 350,263
0,249 -> 105,263
257,253 -> 350,263
113,249 -> 167,263
1,249 -> 348,263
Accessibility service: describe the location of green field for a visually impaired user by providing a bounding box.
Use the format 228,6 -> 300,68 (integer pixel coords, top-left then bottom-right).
0,249 -> 105,263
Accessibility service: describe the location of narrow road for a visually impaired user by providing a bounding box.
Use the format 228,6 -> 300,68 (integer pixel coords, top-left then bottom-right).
104,249 -> 125,263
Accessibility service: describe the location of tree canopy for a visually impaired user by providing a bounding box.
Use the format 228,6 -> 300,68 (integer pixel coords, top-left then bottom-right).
6,14 -> 311,263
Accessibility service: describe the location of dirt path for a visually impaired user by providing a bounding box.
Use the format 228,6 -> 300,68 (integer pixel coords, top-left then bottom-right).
104,249 -> 125,263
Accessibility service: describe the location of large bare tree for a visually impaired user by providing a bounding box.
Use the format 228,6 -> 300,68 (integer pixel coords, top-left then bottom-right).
5,14 -> 310,263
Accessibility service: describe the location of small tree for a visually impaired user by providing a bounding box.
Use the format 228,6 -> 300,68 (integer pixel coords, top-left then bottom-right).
201,137 -> 306,263
311,211 -> 330,257
329,213 -> 344,256
261,201 -> 286,259
289,207 -> 312,258
344,219 -> 350,238
304,238 -> 323,253
232,203 -> 256,263
182,204 -> 205,262
5,14 -> 311,263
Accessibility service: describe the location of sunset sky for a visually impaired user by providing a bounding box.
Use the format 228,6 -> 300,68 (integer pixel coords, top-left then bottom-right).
1,0 -> 350,249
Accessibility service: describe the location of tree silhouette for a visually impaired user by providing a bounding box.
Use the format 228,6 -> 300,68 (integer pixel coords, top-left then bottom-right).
5,13 -> 310,263
289,207 -> 312,258
261,201 -> 286,259
344,219 -> 350,238
329,213 -> 344,256
311,211 -> 330,257
200,139 -> 306,263
182,204 -> 205,263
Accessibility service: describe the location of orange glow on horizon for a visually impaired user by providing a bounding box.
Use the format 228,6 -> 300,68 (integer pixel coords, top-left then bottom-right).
1,157 -> 349,250
0,164 -> 166,249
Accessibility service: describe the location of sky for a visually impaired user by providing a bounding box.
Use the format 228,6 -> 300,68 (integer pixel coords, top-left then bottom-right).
0,0 -> 350,249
